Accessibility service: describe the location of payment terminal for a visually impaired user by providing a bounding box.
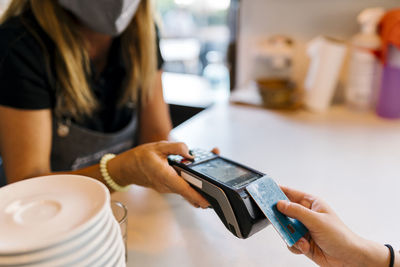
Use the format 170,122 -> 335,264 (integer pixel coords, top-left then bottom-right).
168,149 -> 270,239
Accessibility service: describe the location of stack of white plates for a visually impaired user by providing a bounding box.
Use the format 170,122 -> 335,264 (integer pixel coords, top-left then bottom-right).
0,175 -> 125,267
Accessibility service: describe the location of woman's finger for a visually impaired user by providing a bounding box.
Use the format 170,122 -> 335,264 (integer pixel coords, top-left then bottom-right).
158,142 -> 193,159
165,171 -> 209,208
211,147 -> 220,155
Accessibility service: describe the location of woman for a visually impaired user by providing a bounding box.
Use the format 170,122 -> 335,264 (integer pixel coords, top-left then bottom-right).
0,0 -> 209,208
279,186 -> 399,267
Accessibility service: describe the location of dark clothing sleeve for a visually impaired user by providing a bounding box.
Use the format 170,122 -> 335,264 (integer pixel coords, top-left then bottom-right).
0,23 -> 53,110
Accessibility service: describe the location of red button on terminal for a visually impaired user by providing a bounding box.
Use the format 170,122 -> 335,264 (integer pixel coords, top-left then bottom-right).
181,159 -> 191,165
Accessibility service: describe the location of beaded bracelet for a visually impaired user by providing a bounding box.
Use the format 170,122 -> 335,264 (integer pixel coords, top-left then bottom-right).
100,153 -> 131,192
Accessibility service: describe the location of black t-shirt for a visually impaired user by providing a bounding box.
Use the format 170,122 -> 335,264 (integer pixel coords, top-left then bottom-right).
0,10 -> 164,133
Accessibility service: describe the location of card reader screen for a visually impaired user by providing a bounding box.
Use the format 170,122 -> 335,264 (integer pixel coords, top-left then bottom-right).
191,158 -> 261,189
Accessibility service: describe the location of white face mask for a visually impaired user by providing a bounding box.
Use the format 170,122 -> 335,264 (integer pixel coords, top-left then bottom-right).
58,0 -> 141,36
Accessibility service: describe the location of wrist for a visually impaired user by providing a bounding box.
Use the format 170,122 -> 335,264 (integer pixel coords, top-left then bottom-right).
357,238 -> 390,267
104,155 -> 130,187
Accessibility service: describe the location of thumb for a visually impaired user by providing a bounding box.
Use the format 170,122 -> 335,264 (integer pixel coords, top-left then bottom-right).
277,200 -> 316,228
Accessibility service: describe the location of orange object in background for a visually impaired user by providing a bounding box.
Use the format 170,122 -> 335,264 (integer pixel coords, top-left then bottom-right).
376,8 -> 400,118
379,9 -> 400,63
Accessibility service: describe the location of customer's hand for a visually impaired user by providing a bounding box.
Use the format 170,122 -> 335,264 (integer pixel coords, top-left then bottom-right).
109,141 -> 209,208
277,186 -> 390,267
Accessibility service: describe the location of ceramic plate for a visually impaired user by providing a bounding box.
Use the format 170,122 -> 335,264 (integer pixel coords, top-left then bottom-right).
86,220 -> 122,267
56,214 -> 118,267
104,237 -> 125,267
0,175 -> 109,254
0,206 -> 109,265
18,213 -> 115,267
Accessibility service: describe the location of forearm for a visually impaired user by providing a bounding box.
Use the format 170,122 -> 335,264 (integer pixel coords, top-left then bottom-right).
55,163 -> 117,193
139,126 -> 172,144
138,104 -> 172,144
138,71 -> 172,144
57,154 -> 137,193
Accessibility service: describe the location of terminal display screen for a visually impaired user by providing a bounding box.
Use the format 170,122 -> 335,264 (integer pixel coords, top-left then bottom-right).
191,158 -> 261,189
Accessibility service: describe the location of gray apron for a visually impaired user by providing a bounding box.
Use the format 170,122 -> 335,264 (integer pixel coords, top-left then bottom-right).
51,112 -> 138,171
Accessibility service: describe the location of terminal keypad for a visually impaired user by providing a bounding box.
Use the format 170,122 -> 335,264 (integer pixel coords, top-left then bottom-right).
190,149 -> 214,162
168,149 -> 215,166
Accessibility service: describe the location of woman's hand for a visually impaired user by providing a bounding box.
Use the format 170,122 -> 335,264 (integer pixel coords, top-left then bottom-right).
276,186 -> 390,267
108,141 -> 209,208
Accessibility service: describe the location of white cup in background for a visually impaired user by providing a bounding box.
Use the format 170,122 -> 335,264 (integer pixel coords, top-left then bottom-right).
111,201 -> 128,263
304,36 -> 347,112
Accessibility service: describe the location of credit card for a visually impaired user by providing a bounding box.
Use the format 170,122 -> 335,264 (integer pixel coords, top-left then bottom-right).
246,176 -> 308,247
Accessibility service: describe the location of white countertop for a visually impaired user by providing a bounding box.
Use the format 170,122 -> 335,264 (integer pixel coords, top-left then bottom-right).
112,103 -> 400,267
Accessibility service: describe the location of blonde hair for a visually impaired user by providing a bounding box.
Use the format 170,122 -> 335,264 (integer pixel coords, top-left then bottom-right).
1,0 -> 156,119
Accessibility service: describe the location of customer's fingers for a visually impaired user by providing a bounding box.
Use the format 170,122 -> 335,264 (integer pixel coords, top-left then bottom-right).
280,186 -> 314,204
277,200 -> 316,227
293,237 -> 310,254
288,245 -> 303,255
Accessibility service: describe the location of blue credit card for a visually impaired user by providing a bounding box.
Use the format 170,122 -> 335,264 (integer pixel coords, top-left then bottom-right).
246,176 -> 308,247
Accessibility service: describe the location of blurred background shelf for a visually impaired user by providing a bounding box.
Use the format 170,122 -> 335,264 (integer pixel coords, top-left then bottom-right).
162,72 -> 229,127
